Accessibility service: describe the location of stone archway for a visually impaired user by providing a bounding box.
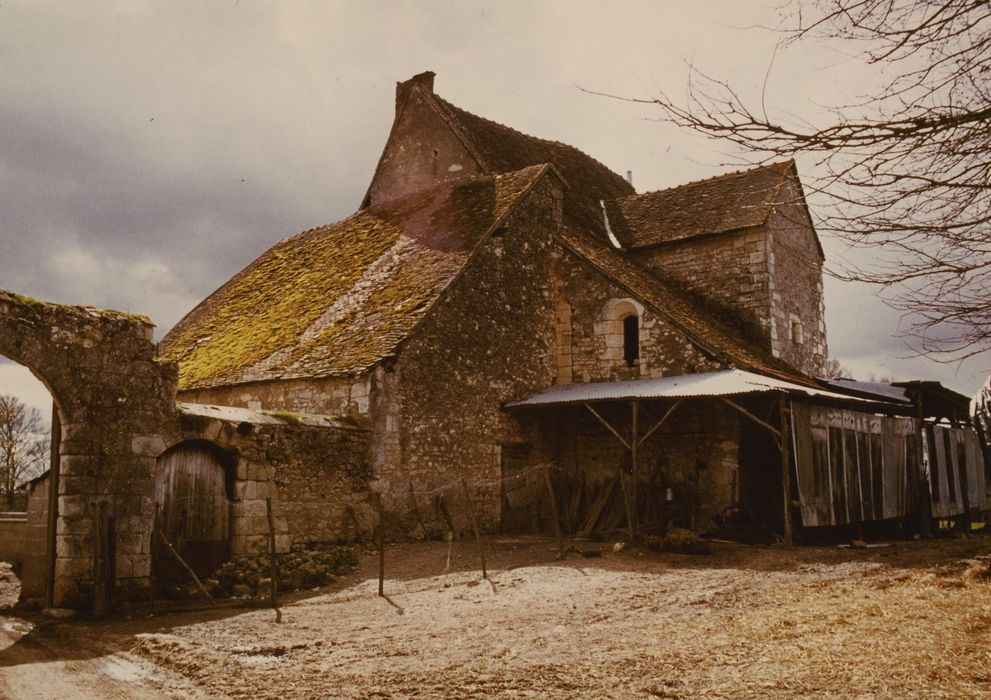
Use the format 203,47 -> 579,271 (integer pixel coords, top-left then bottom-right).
0,290 -> 178,609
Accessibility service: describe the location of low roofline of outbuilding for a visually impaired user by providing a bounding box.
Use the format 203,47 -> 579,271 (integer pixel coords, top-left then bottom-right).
505,369 -> 896,410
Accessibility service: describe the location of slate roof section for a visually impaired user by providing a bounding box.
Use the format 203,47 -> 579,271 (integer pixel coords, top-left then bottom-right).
160,165 -> 550,390
555,224 -> 815,386
606,161 -> 796,249
432,95 -> 633,200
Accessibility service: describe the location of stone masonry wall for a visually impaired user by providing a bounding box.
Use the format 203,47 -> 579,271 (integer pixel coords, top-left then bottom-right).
557,261 -> 723,384
383,177 -> 563,528
765,177 -> 828,375
631,227 -> 771,343
378,174 -> 731,531
0,290 -> 178,608
367,83 -> 483,208
178,374 -> 372,416
174,406 -> 372,555
20,477 -> 49,599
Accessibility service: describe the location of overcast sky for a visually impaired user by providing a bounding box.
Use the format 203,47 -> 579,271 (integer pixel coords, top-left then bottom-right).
1,0 -> 988,420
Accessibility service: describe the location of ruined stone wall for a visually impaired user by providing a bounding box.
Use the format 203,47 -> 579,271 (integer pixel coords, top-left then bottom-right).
556,261 -> 723,384
630,227 -> 772,343
0,290 -> 178,608
765,178 -> 827,375
174,407 -> 372,554
177,375 -> 372,416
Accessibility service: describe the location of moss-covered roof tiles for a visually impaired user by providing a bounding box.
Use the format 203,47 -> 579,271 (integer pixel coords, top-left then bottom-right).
160,165 -> 548,390
606,161 -> 795,249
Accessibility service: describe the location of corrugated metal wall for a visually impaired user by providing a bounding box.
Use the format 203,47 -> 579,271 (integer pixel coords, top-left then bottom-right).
927,425 -> 989,518
791,404 -> 918,527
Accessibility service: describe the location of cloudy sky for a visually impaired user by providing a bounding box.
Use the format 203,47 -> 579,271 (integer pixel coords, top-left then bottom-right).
1,1 -> 988,420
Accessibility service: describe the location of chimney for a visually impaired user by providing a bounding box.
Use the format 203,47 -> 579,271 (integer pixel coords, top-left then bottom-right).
626,170 -> 633,187
396,71 -> 436,113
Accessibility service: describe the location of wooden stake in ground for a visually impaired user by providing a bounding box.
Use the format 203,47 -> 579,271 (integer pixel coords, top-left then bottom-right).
372,493 -> 386,597
543,466 -> 565,559
407,480 -> 428,539
459,477 -> 487,579
436,495 -> 456,538
155,529 -> 214,605
265,497 -> 282,622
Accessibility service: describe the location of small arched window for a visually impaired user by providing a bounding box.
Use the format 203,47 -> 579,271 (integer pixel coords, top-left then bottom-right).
623,315 -> 639,367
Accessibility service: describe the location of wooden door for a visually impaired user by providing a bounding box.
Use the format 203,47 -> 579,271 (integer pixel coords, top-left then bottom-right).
154,442 -> 231,580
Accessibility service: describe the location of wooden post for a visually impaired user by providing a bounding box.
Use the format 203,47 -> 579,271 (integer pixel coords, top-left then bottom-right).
407,480 -> 428,539
543,466 -> 564,559
915,396 -> 933,539
437,495 -> 456,538
155,529 -> 214,605
44,403 -> 61,609
459,477 -> 487,579
265,498 -> 281,621
779,397 -> 794,546
619,471 -> 635,541
374,493 -> 385,597
631,400 -> 639,542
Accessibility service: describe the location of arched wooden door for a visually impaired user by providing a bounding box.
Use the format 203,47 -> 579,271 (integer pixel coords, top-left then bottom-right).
153,442 -> 232,581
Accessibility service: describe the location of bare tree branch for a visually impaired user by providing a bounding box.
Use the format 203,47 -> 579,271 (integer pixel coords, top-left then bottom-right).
600,0 -> 991,360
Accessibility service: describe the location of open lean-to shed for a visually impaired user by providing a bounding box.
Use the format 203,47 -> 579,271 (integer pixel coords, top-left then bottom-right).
507,370 -> 987,543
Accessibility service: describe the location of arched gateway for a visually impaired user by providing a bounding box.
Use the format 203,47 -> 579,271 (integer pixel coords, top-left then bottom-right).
0,290 -> 177,610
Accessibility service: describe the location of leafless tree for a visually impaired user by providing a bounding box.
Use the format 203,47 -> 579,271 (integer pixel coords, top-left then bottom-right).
0,395 -> 48,509
607,1 -> 991,360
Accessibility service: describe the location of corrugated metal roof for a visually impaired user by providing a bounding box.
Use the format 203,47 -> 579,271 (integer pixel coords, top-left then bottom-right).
823,378 -> 912,405
506,369 -> 880,408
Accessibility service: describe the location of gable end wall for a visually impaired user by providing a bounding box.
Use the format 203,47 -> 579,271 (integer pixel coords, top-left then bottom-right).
367,89 -> 483,207
629,228 -> 772,344
765,177 -> 827,375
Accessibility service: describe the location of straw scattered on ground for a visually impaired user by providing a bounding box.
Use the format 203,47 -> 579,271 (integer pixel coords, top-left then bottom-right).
3,536 -> 991,699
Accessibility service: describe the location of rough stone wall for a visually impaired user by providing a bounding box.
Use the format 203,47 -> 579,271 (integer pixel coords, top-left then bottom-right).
366,86 -> 482,208
558,261 -> 723,383
20,477 -> 49,598
765,177 -> 828,375
0,512 -> 27,565
174,407 -> 372,554
381,177 -> 563,527
178,375 -> 372,416
630,227 -> 771,342
0,291 -> 178,607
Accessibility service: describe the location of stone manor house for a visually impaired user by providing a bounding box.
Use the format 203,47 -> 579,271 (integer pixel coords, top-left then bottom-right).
3,71 -> 986,610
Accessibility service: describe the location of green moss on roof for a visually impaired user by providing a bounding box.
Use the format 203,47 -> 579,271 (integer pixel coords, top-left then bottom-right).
160,166 -> 547,390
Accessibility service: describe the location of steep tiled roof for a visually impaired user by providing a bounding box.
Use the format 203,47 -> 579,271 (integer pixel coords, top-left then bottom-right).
607,161 -> 795,249
160,165 -> 549,390
555,224 -> 815,385
427,93 -> 634,238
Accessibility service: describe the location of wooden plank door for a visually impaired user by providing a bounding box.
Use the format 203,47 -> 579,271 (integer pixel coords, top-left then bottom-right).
154,442 -> 231,580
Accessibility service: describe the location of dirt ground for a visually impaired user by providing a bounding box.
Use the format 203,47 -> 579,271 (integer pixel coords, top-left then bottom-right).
1,535 -> 990,699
